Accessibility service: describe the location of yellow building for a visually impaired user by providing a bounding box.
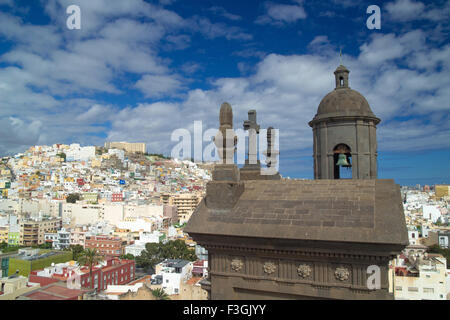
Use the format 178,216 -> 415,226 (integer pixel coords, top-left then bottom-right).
172,194 -> 202,224
91,159 -> 102,168
0,226 -> 9,244
435,185 -> 450,198
104,142 -> 146,154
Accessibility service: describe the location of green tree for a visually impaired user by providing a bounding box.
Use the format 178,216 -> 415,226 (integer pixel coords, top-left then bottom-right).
36,242 -> 52,249
70,244 -> 84,260
120,253 -> 135,260
77,248 -> 104,289
66,193 -> 80,203
151,288 -> 170,300
135,240 -> 197,270
56,153 -> 66,162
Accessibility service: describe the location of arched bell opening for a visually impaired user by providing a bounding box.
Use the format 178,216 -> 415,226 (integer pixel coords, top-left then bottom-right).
333,144 -> 352,179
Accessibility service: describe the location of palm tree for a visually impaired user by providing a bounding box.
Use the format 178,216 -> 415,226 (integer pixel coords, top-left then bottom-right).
77,248 -> 103,289
151,288 -> 170,300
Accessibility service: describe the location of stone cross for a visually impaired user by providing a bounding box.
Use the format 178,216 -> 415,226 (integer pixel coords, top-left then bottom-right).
243,110 -> 260,166
265,127 -> 278,168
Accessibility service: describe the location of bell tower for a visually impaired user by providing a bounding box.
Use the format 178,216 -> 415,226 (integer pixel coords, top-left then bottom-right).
309,64 -> 381,179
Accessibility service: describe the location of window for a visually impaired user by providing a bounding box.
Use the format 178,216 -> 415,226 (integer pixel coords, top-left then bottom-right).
408,287 -> 418,292
423,288 -> 434,294
395,286 -> 402,291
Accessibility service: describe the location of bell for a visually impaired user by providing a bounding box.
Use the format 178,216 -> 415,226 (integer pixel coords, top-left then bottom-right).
336,154 -> 350,167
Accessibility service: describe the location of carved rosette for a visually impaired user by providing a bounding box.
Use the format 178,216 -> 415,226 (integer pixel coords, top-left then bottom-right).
231,259 -> 244,272
297,264 -> 312,279
334,267 -> 350,281
263,262 -> 277,275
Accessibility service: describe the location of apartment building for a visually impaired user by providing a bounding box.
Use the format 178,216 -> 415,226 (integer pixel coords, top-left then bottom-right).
84,235 -> 125,258
392,253 -> 448,300
19,218 -> 62,246
48,228 -> 71,250
169,194 -> 201,224
70,226 -> 87,247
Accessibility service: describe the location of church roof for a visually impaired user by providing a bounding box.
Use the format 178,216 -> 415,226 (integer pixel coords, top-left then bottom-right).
185,179 -> 408,246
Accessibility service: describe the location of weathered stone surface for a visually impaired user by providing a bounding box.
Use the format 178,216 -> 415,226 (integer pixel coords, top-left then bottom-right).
185,179 -> 408,245
204,180 -> 244,210
212,164 -> 240,181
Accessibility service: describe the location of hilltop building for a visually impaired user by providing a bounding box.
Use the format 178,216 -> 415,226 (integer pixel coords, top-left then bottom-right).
104,142 -> 146,154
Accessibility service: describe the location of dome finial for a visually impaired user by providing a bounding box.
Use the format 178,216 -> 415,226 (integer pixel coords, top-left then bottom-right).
334,63 -> 350,89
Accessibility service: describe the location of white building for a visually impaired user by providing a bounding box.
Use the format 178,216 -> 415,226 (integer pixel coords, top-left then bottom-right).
53,228 -> 71,250
155,259 -> 193,295
125,231 -> 160,257
408,229 -> 419,245
422,205 -> 442,223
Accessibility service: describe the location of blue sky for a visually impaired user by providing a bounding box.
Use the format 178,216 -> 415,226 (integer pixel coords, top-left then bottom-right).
0,0 -> 449,186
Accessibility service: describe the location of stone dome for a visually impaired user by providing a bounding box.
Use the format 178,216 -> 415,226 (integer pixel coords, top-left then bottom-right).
317,88 -> 375,117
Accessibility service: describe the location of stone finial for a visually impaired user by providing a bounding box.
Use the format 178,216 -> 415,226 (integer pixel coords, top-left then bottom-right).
214,102 -> 237,164
219,102 -> 233,127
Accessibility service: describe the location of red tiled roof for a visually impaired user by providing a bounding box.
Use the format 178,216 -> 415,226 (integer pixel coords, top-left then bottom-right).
28,275 -> 60,287
186,277 -> 202,285
24,283 -> 86,300
44,285 -> 84,297
27,292 -> 66,300
128,275 -> 151,286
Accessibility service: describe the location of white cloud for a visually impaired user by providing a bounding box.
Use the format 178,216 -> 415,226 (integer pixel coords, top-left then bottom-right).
385,0 -> 425,21
256,1 -> 307,26
134,74 -> 184,98
0,117 -> 42,155
192,17 -> 252,40
104,31 -> 450,159
385,0 -> 450,22
208,6 -> 242,21
0,0 -> 448,175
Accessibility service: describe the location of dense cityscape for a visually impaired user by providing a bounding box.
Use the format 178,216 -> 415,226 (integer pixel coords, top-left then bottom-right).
0,142 -> 211,300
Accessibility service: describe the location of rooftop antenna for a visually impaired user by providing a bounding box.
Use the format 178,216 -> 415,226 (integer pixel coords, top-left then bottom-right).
339,47 -> 343,65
